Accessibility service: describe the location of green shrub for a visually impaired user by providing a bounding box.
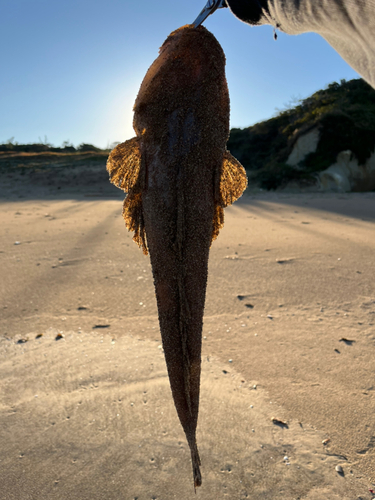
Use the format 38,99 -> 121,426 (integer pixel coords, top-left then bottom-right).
227,78 -> 375,189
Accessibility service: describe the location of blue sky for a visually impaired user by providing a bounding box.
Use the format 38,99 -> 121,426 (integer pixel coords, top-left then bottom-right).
1,0 -> 359,149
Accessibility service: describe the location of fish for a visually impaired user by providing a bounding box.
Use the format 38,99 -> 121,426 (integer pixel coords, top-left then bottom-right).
106,24 -> 247,488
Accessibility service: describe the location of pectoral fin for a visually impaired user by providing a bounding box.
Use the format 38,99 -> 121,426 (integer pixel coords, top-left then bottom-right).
212,151 -> 247,242
106,137 -> 142,192
106,137 -> 148,254
219,150 -> 248,207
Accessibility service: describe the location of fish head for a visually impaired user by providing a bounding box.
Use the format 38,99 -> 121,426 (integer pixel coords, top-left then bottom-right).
133,25 -> 227,139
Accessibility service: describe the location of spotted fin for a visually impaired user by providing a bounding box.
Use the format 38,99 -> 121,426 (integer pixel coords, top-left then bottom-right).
212,150 -> 247,242
106,138 -> 148,254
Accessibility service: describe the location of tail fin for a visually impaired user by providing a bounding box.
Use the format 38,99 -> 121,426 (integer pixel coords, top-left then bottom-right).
189,438 -> 202,490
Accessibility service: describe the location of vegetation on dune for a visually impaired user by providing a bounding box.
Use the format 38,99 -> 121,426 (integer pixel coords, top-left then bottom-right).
0,140 -> 113,175
227,79 -> 375,190
0,139 -> 105,154
0,140 -> 113,173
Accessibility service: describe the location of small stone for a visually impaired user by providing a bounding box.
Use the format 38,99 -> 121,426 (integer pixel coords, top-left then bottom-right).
17,338 -> 29,344
228,359 -> 233,363
322,438 -> 330,445
335,465 -> 343,474
271,417 -> 288,427
14,241 -> 21,245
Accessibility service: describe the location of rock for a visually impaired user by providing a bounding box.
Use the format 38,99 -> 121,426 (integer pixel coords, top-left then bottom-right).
271,417 -> 288,428
286,128 -> 320,167
318,149 -> 375,192
335,464 -> 344,474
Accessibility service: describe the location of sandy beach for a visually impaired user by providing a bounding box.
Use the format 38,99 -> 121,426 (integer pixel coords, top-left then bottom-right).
0,163 -> 374,499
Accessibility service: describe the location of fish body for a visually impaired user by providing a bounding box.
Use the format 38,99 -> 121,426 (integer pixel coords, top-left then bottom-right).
107,25 -> 247,488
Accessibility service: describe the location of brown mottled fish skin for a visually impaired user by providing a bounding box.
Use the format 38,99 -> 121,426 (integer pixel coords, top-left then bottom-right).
135,26 -> 228,489
107,25 -> 247,489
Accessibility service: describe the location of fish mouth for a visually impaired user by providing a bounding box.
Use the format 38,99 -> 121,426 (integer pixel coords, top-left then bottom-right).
158,24 -> 197,55
158,24 -> 220,57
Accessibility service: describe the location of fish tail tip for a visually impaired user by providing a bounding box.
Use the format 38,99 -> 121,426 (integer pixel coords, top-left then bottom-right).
191,444 -> 202,489
193,466 -> 202,490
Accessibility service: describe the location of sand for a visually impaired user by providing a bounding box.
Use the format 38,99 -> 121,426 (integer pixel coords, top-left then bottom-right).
0,163 -> 374,499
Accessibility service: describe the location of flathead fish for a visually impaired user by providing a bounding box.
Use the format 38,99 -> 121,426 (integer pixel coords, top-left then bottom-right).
107,25 -> 247,488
